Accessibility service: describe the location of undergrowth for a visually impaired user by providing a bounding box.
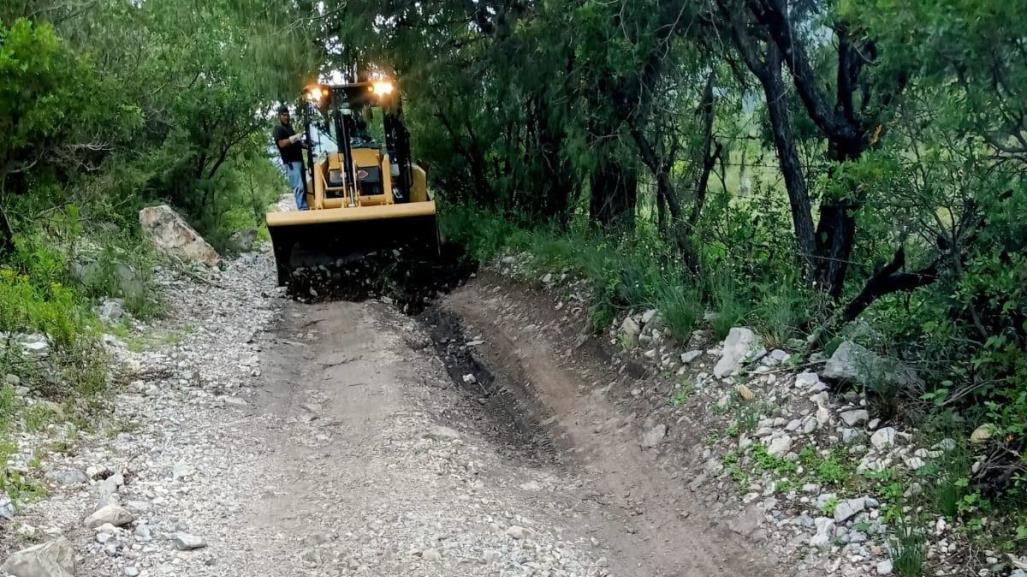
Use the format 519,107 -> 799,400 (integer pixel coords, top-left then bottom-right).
441,203 -> 812,340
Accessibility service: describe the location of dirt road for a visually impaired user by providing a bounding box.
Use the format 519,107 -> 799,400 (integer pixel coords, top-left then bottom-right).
16,252 -> 791,577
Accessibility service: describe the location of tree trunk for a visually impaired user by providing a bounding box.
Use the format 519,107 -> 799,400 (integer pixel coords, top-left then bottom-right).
0,204 -> 13,256
589,160 -> 637,230
689,72 -> 721,228
753,43 -> 818,279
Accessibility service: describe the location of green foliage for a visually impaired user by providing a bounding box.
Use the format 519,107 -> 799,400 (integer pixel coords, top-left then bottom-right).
800,447 -> 855,487
658,283 -> 703,342
671,383 -> 693,407
889,519 -> 927,577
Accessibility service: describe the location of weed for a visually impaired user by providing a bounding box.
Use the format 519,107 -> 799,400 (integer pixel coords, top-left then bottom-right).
705,272 -> 747,340
23,403 -> 57,433
657,282 -> 702,342
750,444 -> 798,475
0,470 -> 48,508
823,496 -> 840,516
889,518 -> 927,577
671,383 -> 693,407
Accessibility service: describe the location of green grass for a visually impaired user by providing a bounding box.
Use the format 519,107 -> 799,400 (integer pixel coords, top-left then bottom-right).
23,403 -> 57,433
890,519 -> 927,577
440,204 -> 816,345
671,383 -> 693,407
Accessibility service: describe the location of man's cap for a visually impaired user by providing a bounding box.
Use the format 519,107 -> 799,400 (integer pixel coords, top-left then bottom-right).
277,104 -> 289,114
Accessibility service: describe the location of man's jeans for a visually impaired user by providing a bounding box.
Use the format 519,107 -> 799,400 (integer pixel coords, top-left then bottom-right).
284,161 -> 308,210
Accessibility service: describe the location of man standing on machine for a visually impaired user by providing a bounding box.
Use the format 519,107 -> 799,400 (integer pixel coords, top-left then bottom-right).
273,105 -> 308,210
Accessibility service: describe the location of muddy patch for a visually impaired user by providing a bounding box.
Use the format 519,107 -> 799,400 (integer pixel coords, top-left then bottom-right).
286,242 -> 476,314
418,306 -> 557,461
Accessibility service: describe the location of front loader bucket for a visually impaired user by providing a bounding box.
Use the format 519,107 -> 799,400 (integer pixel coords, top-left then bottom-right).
266,201 -> 440,286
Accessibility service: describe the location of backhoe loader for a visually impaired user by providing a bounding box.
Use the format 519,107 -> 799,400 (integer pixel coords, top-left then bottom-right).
266,78 -> 438,285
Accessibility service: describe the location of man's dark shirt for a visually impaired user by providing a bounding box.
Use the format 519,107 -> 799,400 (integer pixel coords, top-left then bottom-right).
273,123 -> 303,164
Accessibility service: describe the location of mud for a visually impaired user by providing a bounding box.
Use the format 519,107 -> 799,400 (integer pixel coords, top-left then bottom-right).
285,242 -> 476,314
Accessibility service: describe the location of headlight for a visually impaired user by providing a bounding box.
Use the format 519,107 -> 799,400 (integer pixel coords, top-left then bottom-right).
371,81 -> 394,96
305,86 -> 323,103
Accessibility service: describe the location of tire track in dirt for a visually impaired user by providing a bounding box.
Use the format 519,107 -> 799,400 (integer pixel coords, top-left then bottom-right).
440,277 -> 794,577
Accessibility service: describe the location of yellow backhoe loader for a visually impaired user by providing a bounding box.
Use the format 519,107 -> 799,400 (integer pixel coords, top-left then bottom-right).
266,78 -> 438,285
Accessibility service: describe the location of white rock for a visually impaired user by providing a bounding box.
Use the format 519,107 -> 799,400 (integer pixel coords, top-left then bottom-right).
713,327 -> 765,378
794,371 -> 820,389
1,538 -> 75,577
139,205 -> 220,267
970,424 -> 994,445
421,548 -> 442,561
620,317 -> 640,346
172,532 -> 206,550
641,309 -> 658,325
833,498 -> 867,523
766,435 -> 793,457
870,427 -> 898,450
839,409 -> 869,427
680,350 -> 702,364
810,517 -> 835,549
84,504 -> 134,528
876,559 -> 893,575
505,526 -> 526,540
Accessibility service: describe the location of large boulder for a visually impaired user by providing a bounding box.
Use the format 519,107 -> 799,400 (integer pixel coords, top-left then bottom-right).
822,341 -> 919,390
714,327 -> 765,378
138,205 -> 220,267
1,537 -> 75,577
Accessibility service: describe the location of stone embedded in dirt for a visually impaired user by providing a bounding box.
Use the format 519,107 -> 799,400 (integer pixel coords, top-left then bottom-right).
833,497 -> 868,523
810,517 -> 835,549
46,468 -> 89,486
421,548 -> 442,562
1,537 -> 76,577
462,373 -> 477,384
640,423 -> 667,449
172,532 -> 207,550
505,525 -> 527,540
713,327 -> 765,378
97,298 -> 125,325
620,316 -> 641,346
641,309 -> 659,325
870,427 -> 898,450
424,425 -> 460,441
3,373 -> 19,386
794,371 -> 820,389
172,462 -> 193,481
680,350 -> 702,364
124,567 -> 140,577
876,559 -> 894,575
839,409 -> 869,427
19,334 -> 50,357
766,435 -> 793,457
139,204 -> 220,267
84,504 -> 134,528
230,229 -> 258,252
735,384 -> 754,401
